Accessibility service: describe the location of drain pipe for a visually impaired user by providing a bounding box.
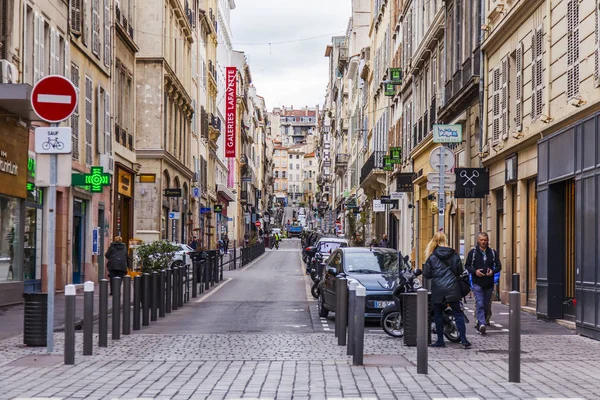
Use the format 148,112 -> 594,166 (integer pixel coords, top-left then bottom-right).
478,0 -> 486,233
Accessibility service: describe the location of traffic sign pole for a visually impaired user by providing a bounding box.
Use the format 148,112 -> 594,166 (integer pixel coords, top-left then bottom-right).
46,123 -> 58,353
438,148 -> 445,232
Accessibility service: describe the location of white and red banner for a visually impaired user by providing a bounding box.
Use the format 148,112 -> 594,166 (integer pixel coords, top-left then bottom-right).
225,67 -> 237,158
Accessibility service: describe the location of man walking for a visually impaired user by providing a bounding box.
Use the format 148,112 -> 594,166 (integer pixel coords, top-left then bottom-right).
465,232 -> 502,334
378,234 -> 389,248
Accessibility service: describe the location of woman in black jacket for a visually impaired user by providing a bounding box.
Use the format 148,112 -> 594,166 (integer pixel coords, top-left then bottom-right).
105,236 -> 129,295
423,232 -> 471,348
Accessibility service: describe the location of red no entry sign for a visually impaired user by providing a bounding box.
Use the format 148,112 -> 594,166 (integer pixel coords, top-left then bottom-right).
255,221 -> 261,227
31,75 -> 78,123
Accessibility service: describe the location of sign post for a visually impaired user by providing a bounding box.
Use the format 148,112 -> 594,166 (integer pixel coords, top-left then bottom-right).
31,75 -> 78,353
428,146 -> 455,232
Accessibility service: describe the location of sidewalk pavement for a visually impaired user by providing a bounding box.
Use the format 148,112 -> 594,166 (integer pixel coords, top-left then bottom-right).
0,285 -> 113,341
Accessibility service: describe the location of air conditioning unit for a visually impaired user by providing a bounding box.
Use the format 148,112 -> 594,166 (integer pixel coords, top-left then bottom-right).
99,153 -> 115,175
0,60 -> 18,83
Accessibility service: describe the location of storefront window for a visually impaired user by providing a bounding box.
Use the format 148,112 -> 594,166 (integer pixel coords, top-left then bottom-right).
0,195 -> 22,282
24,188 -> 43,284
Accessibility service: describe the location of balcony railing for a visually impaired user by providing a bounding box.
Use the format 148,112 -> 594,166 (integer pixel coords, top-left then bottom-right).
335,153 -> 349,165
445,80 -> 453,105
453,69 -> 462,97
359,150 -> 385,184
430,98 -> 437,130
462,57 -> 472,86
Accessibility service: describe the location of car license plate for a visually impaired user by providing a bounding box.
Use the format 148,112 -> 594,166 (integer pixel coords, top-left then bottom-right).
374,301 -> 393,308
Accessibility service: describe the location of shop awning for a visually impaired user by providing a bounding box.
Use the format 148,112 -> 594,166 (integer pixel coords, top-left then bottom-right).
0,84 -> 38,120
216,184 -> 235,202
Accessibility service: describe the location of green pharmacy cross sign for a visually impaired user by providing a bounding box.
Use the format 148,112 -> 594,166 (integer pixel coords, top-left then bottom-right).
383,156 -> 394,171
389,147 -> 402,164
72,167 -> 111,192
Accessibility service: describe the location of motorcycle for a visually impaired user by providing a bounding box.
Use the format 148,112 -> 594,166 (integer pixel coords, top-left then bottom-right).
430,301 -> 469,343
380,255 -> 422,338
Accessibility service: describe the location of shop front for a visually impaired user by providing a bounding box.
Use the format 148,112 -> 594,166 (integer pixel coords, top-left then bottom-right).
24,154 -> 43,292
0,119 -> 29,306
114,166 -> 135,246
537,111 -> 600,339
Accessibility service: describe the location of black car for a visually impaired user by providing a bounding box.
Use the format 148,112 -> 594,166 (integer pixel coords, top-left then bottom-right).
317,247 -> 399,319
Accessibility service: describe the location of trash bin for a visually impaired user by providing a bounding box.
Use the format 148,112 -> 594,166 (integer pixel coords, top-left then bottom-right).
401,292 -> 432,347
23,292 -> 48,347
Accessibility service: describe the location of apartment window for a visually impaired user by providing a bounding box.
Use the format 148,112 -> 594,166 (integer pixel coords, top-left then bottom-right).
296,164 -> 299,169
531,26 -> 544,119
71,63 -> 80,160
515,43 -> 523,132
296,155 -> 299,159
96,86 -> 110,155
567,0 -> 580,100
85,75 -> 93,166
492,67 -> 501,143
289,163 -> 293,169
103,0 -> 110,66
289,155 -> 293,159
455,0 -> 461,72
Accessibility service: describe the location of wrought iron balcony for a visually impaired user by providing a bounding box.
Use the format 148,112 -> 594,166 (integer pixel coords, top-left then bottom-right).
360,150 -> 385,185
335,153 -> 350,175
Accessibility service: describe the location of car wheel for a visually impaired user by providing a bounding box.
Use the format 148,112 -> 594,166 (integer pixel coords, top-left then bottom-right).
170,260 -> 184,268
318,292 -> 329,318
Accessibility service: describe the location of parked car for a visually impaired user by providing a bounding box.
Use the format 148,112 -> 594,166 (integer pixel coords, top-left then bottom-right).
170,243 -> 194,267
314,237 -> 349,257
317,247 -> 399,319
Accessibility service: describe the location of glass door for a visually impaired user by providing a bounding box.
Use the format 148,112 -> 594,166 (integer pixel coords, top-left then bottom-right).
564,180 -> 576,320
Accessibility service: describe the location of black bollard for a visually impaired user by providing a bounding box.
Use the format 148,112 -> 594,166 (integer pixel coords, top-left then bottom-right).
133,275 -> 141,330
352,285 -> 366,366
509,290 -> 521,383
159,270 -> 166,317
337,277 -> 348,346
185,264 -> 190,302
112,277 -> 121,340
172,267 -> 179,310
220,255 -> 224,281
178,265 -> 184,307
166,268 -> 172,313
123,276 -> 131,335
142,273 -> 150,326
151,272 -> 158,321
512,273 -> 520,292
99,279 -> 108,346
204,259 -> 210,291
64,285 -> 76,365
83,282 -> 94,355
192,261 -> 198,298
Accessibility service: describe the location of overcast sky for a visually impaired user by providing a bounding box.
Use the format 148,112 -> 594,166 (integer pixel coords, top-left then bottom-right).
231,0 -> 352,110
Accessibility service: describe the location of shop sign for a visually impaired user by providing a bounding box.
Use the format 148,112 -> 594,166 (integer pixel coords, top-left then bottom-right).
163,188 -> 182,197
225,67 -> 237,158
214,204 -> 223,213
200,207 -> 211,214
168,212 -> 181,220
384,83 -> 395,96
433,124 -> 462,144
395,173 -> 414,192
373,199 -> 385,212
389,147 -> 402,164
383,156 -> 393,171
72,166 -> 111,192
389,68 -> 403,85
117,168 -> 133,197
455,168 -> 489,199
1,132 -> 29,199
92,227 -> 100,255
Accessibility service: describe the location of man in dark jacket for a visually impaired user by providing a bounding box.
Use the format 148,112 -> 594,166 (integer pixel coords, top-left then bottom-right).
465,232 -> 502,334
378,234 -> 389,248
105,236 -> 129,295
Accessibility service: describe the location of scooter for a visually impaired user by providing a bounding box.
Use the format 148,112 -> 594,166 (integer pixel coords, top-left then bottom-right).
429,301 -> 469,343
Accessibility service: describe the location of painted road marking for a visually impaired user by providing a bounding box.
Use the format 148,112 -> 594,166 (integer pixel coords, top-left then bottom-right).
195,278 -> 232,303
494,324 -> 503,328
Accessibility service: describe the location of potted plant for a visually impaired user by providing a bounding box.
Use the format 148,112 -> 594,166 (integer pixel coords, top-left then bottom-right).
135,241 -> 181,273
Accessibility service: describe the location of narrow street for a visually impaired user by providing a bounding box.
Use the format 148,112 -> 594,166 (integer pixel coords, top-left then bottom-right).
1,241 -> 599,399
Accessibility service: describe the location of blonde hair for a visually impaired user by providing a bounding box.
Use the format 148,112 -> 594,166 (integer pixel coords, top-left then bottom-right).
425,232 -> 447,259
114,236 -> 123,242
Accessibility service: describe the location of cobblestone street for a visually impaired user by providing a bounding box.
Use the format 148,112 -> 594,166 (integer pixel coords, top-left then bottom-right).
1,241 -> 599,399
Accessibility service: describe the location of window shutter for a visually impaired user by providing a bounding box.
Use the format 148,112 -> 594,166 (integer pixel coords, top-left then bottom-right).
83,0 -> 89,46
92,0 -> 99,56
531,30 -> 537,120
71,63 -> 80,160
567,0 -> 580,100
39,17 -> 45,79
85,75 -> 93,166
105,91 -> 111,154
535,26 -> 544,118
515,42 -> 523,132
50,27 -> 56,75
33,12 -> 39,83
492,67 -> 500,143
54,30 -> 61,74
70,0 -> 81,35
96,86 -> 104,154
64,39 -> 70,77
501,57 -> 509,138
596,0 -> 600,86
104,0 -> 110,67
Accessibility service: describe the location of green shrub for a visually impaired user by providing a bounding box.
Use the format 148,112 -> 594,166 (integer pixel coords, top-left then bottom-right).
135,241 -> 181,273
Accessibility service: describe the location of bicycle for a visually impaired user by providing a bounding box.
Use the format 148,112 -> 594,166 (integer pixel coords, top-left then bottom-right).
42,137 -> 64,151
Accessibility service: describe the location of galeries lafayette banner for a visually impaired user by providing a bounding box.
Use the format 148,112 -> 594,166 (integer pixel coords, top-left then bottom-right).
225,67 -> 237,158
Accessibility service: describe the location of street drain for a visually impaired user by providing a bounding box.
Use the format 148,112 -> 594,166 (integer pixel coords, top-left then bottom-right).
477,349 -> 529,355
363,354 -> 414,367
5,355 -> 63,367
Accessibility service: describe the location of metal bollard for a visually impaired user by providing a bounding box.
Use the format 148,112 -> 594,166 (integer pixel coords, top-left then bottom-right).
166,268 -> 172,313
220,255 -> 224,281
335,277 -> 342,338
204,260 -> 210,291
112,277 -> 122,340
352,284 -> 366,366
172,267 -> 179,310
159,270 -> 166,317
347,280 -> 358,355
64,284 -> 76,365
233,246 -> 237,269
178,266 -> 184,307
416,288 -> 428,374
151,272 -> 158,321
122,276 -> 131,335
142,273 -> 150,326
192,261 -> 198,298
99,279 -> 108,346
133,276 -> 141,330
337,277 -> 348,346
509,290 -> 521,383
512,273 -> 520,292
185,264 -> 190,302
83,281 -> 94,355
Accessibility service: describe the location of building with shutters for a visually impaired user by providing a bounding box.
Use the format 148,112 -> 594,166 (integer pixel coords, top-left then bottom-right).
481,0 -> 600,339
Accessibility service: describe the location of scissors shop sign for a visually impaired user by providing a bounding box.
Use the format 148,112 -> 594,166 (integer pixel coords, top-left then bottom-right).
454,168 -> 489,198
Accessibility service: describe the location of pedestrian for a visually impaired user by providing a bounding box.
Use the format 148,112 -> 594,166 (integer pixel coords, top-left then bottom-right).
189,235 -> 199,250
465,232 -> 502,334
369,237 -> 378,248
378,234 -> 389,248
223,234 -> 230,253
423,232 -> 471,348
105,236 -> 129,295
